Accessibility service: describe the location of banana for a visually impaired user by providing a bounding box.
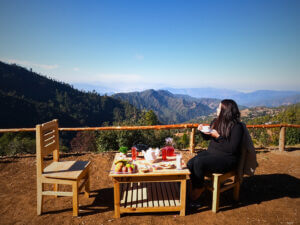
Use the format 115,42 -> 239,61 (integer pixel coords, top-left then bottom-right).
114,159 -> 128,165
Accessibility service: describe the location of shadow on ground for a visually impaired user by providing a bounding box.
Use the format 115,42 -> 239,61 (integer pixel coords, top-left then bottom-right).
43,187 -> 114,216
187,173 -> 300,214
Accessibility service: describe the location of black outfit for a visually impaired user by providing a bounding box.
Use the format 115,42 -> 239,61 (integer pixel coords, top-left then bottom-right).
187,122 -> 244,188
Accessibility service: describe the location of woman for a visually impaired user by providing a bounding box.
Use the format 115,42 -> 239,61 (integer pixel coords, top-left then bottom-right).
187,99 -> 244,201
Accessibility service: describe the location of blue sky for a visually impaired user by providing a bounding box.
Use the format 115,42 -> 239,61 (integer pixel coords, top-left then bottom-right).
0,0 -> 299,92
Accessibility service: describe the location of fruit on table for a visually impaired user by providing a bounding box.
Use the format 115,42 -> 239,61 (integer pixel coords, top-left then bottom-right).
115,162 -> 123,172
114,159 -> 128,165
122,166 -> 128,173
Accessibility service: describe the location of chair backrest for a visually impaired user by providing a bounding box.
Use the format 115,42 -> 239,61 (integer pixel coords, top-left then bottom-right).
36,119 -> 60,175
235,123 -> 249,182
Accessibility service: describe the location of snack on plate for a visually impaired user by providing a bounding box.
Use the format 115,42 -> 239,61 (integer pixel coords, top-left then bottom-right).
140,168 -> 150,173
139,165 -> 150,173
153,166 -> 163,171
160,162 -> 176,169
166,164 -> 176,169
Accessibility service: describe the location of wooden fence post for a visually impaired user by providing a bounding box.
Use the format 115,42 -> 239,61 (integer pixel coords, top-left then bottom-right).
279,126 -> 286,152
190,128 -> 195,154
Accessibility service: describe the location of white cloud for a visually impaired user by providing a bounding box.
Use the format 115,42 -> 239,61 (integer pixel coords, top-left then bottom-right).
135,53 -> 144,60
1,58 -> 58,70
73,67 -> 79,71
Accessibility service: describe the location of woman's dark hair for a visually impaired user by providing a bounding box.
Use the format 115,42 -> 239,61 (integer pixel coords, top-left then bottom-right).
211,99 -> 240,139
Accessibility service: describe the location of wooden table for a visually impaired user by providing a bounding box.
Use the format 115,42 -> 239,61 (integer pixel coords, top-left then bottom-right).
109,153 -> 190,218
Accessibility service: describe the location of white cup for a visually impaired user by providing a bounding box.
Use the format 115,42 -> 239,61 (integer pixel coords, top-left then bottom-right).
201,126 -> 212,133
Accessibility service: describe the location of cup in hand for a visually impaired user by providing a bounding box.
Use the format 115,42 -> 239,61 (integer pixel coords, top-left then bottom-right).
201,125 -> 212,133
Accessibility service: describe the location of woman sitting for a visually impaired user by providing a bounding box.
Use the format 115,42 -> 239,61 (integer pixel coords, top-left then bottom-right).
187,99 -> 244,201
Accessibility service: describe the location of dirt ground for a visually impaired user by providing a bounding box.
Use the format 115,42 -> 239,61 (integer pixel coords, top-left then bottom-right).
0,149 -> 299,225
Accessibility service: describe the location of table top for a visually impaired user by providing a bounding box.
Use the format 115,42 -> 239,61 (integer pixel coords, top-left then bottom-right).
109,153 -> 190,177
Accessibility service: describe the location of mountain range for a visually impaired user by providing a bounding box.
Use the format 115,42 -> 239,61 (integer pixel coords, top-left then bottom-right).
73,83 -> 300,108
113,90 -> 220,124
164,87 -> 300,107
0,61 -> 138,128
1,60 -> 299,127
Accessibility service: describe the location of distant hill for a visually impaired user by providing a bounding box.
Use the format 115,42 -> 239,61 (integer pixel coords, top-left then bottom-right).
112,89 -> 218,124
165,88 -> 300,107
0,61 -> 138,128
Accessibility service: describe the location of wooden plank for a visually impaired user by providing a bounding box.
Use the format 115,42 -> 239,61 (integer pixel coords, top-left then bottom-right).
72,181 -> 78,216
43,129 -> 55,138
132,183 -> 138,208
170,182 -> 180,206
43,161 -> 90,180
164,182 -> 175,206
78,178 -> 88,192
2,123 -> 300,133
180,179 -> 186,216
42,141 -> 56,157
146,182 -> 154,207
160,182 -> 170,207
41,177 -> 74,185
42,191 -> 73,196
279,126 -> 286,151
142,182 -> 148,208
137,182 -> 143,208
120,206 -> 181,214
212,175 -> 220,213
189,128 -> 196,153
43,134 -> 55,146
151,182 -> 159,207
41,120 -> 57,131
113,180 -> 121,218
126,183 -> 133,208
155,182 -> 164,207
120,183 -> 127,207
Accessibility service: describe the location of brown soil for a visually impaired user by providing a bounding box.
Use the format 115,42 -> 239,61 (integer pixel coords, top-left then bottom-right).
0,149 -> 299,225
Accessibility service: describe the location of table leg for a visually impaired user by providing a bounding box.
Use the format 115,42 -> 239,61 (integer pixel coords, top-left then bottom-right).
113,179 -> 121,218
180,179 -> 187,216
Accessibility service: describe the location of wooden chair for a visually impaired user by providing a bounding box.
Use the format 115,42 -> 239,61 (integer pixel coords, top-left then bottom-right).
205,143 -> 247,213
36,119 -> 91,216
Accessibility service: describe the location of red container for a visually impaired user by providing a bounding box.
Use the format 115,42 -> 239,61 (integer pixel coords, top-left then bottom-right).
131,147 -> 137,160
165,146 -> 175,156
162,147 -> 167,161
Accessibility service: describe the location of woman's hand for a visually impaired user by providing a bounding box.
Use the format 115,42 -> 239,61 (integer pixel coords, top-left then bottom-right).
209,129 -> 220,139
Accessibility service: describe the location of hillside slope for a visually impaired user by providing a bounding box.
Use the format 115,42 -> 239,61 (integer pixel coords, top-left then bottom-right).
113,89 -> 217,124
0,61 -> 138,128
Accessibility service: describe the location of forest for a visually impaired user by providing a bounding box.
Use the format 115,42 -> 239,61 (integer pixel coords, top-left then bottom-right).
0,61 -> 299,156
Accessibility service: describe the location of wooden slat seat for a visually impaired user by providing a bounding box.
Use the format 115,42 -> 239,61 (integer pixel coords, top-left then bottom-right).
43,161 -> 91,180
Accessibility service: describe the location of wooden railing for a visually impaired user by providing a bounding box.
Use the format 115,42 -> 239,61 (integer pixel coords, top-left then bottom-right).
0,124 -> 299,153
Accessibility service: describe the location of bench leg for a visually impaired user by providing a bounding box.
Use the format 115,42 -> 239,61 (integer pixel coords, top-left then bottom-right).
212,175 -> 220,213
84,171 -> 90,198
72,181 -> 79,217
180,179 -> 187,216
37,182 -> 43,215
113,180 -> 121,218
233,181 -> 240,201
54,184 -> 59,198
